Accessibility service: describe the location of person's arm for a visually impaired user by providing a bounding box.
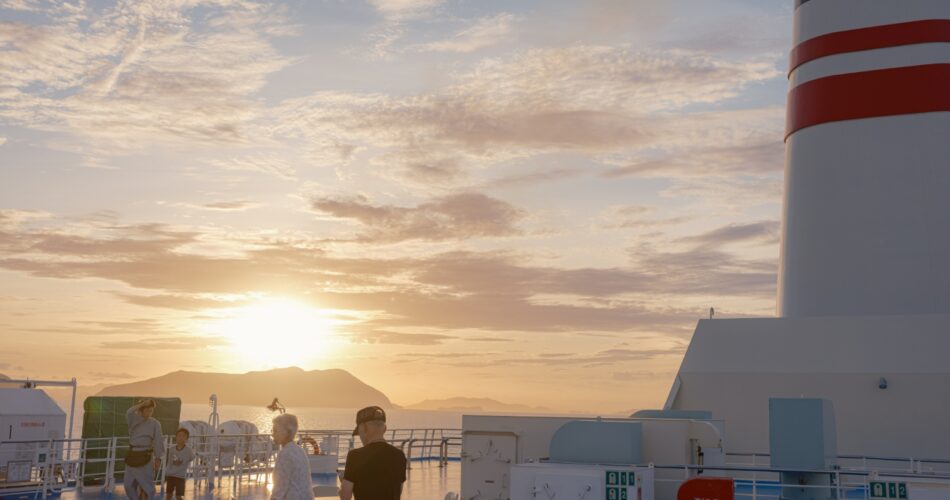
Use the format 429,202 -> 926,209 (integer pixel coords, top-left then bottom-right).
126,403 -> 144,428
339,450 -> 356,500
338,479 -> 354,500
152,422 -> 165,470
152,420 -> 165,470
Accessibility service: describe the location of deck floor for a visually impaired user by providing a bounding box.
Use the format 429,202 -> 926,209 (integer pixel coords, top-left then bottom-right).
17,461 -> 459,500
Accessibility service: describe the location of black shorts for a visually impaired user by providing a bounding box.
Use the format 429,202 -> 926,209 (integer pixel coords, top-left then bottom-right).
165,476 -> 186,497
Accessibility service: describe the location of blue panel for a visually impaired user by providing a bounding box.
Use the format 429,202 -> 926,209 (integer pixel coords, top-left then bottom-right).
769,398 -> 837,469
549,420 -> 642,465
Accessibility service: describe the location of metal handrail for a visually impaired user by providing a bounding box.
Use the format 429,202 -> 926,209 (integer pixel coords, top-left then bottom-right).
728,451 -> 950,466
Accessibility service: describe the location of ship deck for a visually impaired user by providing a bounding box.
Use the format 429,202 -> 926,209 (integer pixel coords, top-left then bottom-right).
15,461 -> 459,500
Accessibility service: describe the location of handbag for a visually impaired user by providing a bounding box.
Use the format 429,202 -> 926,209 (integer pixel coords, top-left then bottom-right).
124,447 -> 153,468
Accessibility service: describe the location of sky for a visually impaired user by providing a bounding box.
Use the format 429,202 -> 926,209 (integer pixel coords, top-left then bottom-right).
0,0 -> 794,413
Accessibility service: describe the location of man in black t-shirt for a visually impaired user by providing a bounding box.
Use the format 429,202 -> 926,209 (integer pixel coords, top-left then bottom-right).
340,406 -> 407,500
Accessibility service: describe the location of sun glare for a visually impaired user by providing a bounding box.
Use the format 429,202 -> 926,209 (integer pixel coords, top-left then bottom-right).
211,298 -> 340,368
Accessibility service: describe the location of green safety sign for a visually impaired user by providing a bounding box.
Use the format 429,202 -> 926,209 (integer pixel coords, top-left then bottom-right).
870,481 -> 907,499
605,486 -> 629,500
606,471 -> 636,500
606,470 -> 636,486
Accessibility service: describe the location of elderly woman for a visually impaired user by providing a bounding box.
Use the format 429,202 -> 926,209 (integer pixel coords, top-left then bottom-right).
124,399 -> 164,500
271,414 -> 314,500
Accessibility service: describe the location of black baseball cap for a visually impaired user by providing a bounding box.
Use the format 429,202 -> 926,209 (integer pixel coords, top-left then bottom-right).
352,406 -> 386,435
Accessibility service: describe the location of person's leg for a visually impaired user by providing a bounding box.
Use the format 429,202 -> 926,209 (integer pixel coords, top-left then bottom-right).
123,466 -> 139,500
164,478 -> 173,500
133,465 -> 156,500
166,477 -> 182,500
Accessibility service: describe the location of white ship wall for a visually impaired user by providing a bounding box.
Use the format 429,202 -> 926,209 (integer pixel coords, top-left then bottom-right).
668,316 -> 950,458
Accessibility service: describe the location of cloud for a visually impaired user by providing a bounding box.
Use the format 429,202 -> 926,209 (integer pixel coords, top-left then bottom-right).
101,335 -> 227,350
272,46 -> 779,170
400,344 -> 681,369
631,243 -> 777,297
0,0 -> 293,153
369,151 -> 468,186
0,213 -> 774,335
416,13 -> 517,53
679,221 -> 780,247
17,318 -> 184,337
482,167 -> 586,190
88,371 -> 136,380
368,0 -> 443,20
310,192 -> 524,242
465,337 -> 513,343
611,371 -> 670,382
179,200 -> 262,212
600,205 -> 693,230
604,137 -> 784,179
115,293 -> 248,310
348,329 -> 456,346
207,156 -> 297,180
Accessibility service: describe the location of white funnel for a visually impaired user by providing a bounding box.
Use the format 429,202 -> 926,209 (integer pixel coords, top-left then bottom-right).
779,0 -> 950,317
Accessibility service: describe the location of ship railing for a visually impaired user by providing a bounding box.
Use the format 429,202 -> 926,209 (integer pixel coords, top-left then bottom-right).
726,451 -> 950,476
298,428 -> 462,468
183,432 -> 277,496
645,462 -> 950,500
0,437 -> 85,499
2,429 -> 461,497
70,433 -> 277,496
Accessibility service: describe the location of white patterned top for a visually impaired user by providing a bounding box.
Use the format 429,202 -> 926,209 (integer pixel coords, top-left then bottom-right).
271,442 -> 314,500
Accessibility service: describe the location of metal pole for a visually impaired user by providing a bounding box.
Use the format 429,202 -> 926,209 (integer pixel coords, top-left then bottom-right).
66,378 -> 77,460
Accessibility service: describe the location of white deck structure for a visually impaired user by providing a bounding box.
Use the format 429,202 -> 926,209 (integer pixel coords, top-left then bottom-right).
667,315 -> 950,458
668,0 -> 950,459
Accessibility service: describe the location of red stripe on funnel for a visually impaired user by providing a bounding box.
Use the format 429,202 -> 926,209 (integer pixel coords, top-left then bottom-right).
790,20 -> 950,74
786,64 -> 950,138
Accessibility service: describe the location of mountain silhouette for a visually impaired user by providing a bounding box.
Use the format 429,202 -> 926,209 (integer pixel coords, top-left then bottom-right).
95,367 -> 394,409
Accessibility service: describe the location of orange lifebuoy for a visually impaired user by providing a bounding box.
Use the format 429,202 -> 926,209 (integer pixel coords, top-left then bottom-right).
300,436 -> 321,455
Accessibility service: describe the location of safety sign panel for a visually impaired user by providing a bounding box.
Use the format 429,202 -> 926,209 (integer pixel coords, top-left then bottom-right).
870,481 -> 907,499
606,471 -> 636,500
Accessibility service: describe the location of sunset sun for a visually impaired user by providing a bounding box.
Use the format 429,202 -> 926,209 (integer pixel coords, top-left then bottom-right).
212,298 -> 340,368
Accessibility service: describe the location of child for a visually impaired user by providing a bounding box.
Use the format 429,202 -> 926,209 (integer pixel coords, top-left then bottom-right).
164,428 -> 195,500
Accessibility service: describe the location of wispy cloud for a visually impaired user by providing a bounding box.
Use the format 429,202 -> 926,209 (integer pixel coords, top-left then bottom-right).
101,336 -> 227,350
272,45 -> 779,192
310,193 -> 524,243
89,371 -> 136,380
416,13 -> 517,53
348,329 -> 456,346
679,221 -> 781,247
179,201 -> 262,212
368,0 -> 444,20
207,156 -> 297,180
0,0 -> 293,155
0,213 -> 772,334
